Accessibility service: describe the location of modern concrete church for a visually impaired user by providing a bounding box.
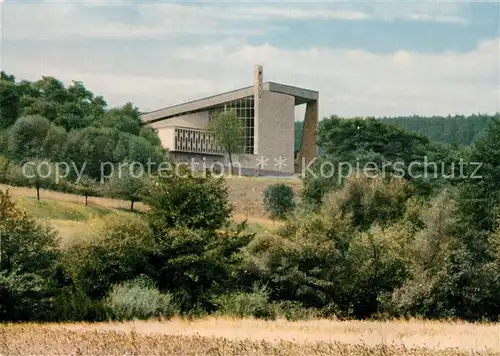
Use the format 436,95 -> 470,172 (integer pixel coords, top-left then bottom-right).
141,66 -> 318,175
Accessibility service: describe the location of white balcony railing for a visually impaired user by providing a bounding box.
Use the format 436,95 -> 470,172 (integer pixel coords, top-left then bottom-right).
173,127 -> 225,155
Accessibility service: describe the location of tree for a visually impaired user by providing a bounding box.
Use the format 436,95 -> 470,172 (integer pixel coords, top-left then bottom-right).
456,119 -> 500,260
210,109 -> 245,173
7,115 -> 53,161
0,78 -> 20,129
263,183 -> 295,221
74,175 -> 98,206
105,163 -> 149,212
42,124 -> 68,161
142,165 -> 252,312
64,127 -> 121,180
302,116 -> 440,207
21,159 -> 56,201
143,164 -> 233,231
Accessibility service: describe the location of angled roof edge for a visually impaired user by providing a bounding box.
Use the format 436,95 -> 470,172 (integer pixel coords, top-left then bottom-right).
141,81 -> 318,123
141,86 -> 254,123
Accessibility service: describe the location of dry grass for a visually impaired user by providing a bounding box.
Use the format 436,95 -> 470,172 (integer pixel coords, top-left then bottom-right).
2,317 -> 499,355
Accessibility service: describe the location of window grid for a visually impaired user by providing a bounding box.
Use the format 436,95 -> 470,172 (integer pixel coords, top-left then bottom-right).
209,96 -> 255,154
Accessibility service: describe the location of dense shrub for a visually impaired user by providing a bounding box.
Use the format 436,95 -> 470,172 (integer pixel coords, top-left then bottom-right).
105,276 -> 177,320
64,213 -> 156,300
147,226 -> 253,314
0,189 -> 60,321
273,301 -> 321,321
0,155 -> 10,183
244,175 -> 415,318
263,183 -> 295,220
213,284 -> 275,320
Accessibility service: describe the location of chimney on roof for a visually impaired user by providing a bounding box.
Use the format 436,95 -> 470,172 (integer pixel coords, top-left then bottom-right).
254,65 -> 263,100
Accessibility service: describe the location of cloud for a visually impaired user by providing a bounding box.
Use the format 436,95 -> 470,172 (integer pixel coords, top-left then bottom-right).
1,2 -> 284,40
4,34 -> 498,118
2,1 -> 469,41
404,13 -> 467,24
218,7 -> 372,21
1,1 -> 496,119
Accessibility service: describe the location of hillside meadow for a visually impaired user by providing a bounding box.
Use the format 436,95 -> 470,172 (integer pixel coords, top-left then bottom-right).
0,176 -> 294,244
1,174 -> 301,219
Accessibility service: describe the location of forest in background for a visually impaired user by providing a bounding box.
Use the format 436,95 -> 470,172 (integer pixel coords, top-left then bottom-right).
294,113 -> 500,154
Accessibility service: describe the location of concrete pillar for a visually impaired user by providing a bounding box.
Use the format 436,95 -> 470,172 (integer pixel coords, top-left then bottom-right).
253,65 -> 263,155
295,99 -> 318,174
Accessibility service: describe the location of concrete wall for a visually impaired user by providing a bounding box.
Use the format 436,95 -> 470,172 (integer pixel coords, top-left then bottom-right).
295,99 -> 318,173
255,91 -> 295,174
149,111 -> 210,130
156,127 -> 175,151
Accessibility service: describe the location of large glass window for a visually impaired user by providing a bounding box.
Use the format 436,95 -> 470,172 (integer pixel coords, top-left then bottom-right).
209,96 -> 255,154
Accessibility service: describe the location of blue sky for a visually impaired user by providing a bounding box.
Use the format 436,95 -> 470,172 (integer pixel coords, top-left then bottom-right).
1,1 -> 499,118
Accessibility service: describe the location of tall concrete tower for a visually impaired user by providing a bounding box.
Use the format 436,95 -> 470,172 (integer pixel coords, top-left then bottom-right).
253,65 -> 263,155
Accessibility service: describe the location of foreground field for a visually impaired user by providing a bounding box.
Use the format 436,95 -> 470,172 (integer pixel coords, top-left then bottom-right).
3,318 -> 500,355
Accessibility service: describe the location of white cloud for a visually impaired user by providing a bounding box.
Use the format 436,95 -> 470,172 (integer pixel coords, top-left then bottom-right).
218,7 -> 371,21
1,1 -> 496,118
2,1 -> 469,41
405,13 -> 467,24
4,35 -> 498,118
1,2 -> 283,40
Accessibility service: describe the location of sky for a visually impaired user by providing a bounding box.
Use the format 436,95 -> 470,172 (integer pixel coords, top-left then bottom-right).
1,0 -> 499,119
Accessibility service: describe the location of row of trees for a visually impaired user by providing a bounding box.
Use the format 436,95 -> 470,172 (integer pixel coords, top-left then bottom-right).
0,156 -> 151,211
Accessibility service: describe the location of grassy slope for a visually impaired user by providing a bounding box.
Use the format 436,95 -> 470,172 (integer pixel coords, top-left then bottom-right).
1,177 -> 285,245
1,176 -> 296,229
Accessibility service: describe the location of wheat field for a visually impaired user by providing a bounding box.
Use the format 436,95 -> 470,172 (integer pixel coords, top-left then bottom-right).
2,317 -> 500,355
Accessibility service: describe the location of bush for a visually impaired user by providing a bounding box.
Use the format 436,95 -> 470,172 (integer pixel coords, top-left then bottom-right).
148,226 -> 253,314
64,213 -> 156,299
245,175 -> 414,318
0,189 -> 60,321
105,276 -> 177,320
51,282 -> 111,322
273,301 -> 321,321
214,284 -> 276,320
263,183 -> 295,220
